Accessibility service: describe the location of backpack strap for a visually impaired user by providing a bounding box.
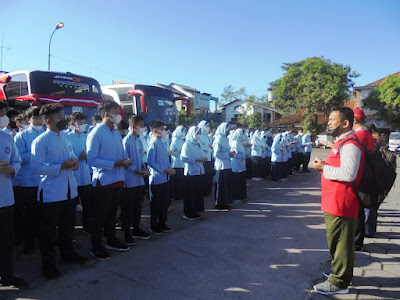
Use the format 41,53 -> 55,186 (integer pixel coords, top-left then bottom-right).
338,137 -> 367,153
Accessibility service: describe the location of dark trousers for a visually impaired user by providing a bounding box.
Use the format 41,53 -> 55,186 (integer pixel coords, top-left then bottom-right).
365,208 -> 378,237
214,169 -> 233,206
288,157 -> 293,175
150,182 -> 169,227
0,205 -> 15,278
183,175 -> 204,217
271,162 -> 283,181
120,186 -> 144,232
91,188 -> 121,251
204,161 -> 214,196
325,212 -> 357,289
245,157 -> 252,179
39,198 -> 76,270
282,162 -> 289,178
14,187 -> 39,246
304,152 -> 311,171
265,157 -> 271,177
170,168 -> 184,200
355,206 -> 365,248
78,185 -> 92,232
294,153 -> 305,171
232,171 -> 247,200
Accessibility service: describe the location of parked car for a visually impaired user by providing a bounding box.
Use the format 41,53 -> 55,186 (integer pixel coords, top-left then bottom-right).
388,132 -> 400,153
315,133 -> 334,149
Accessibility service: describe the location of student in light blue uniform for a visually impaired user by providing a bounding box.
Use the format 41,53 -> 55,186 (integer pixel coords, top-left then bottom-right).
250,130 -> 263,180
87,100 -> 132,260
302,129 -> 313,173
147,120 -> 176,235
294,128 -> 306,172
169,125 -> 186,200
14,107 -> 45,254
260,131 -> 271,178
0,100 -> 28,288
213,122 -> 234,209
271,132 -> 284,182
265,129 -> 273,177
198,120 -> 214,196
181,126 -> 206,220
243,124 -> 252,179
67,112 -> 92,235
230,128 -> 247,201
31,104 -> 87,279
120,115 -> 151,246
288,128 -> 297,174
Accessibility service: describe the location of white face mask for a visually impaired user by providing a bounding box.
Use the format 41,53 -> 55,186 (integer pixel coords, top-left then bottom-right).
135,127 -> 146,135
22,124 -> 30,130
181,132 -> 186,139
0,115 -> 9,129
32,125 -> 43,131
196,134 -> 201,141
159,130 -> 167,138
110,113 -> 122,125
77,124 -> 87,132
205,126 -> 210,133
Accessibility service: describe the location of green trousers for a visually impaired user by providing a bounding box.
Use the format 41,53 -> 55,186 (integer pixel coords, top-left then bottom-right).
324,212 -> 357,289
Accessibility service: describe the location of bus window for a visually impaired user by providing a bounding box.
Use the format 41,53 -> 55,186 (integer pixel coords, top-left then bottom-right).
4,73 -> 29,100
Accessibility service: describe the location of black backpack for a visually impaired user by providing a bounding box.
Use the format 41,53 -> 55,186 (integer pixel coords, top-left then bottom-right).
339,138 -> 397,209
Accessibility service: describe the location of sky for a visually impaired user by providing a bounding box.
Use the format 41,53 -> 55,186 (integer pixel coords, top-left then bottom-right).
1,0 -> 399,100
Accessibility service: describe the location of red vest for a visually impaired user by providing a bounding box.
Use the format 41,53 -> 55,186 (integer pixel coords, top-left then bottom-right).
321,134 -> 365,218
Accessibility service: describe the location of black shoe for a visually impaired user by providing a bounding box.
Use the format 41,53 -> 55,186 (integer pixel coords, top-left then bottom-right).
149,225 -> 164,235
194,213 -> 202,219
90,247 -> 111,261
355,245 -> 363,251
132,229 -> 152,240
60,252 -> 88,264
105,239 -> 130,252
0,275 -> 29,288
302,170 -> 311,173
124,231 -> 136,246
183,215 -> 198,221
215,204 -> 231,210
42,266 -> 62,280
159,223 -> 171,233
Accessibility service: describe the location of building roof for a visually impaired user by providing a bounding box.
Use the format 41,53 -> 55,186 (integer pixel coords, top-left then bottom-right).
223,99 -> 281,114
354,71 -> 400,90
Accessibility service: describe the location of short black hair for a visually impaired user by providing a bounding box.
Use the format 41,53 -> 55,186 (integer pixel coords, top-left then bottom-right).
117,119 -> 129,130
6,108 -> 19,118
150,120 -> 165,131
15,113 -> 26,123
128,114 -> 144,126
39,103 -> 64,120
0,100 -> 8,111
70,112 -> 87,122
98,100 -> 120,118
92,114 -> 102,122
25,107 -> 41,119
332,107 -> 354,127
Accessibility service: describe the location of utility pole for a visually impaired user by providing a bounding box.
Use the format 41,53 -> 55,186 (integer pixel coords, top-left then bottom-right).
0,33 -> 11,70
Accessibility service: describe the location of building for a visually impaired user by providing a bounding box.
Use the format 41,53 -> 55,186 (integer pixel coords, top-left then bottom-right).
222,99 -> 281,124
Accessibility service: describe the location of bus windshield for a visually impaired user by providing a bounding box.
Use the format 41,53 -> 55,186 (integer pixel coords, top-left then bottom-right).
146,95 -> 175,125
30,71 -> 102,100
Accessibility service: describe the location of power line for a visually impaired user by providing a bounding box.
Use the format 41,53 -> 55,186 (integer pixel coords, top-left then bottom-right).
0,33 -> 11,70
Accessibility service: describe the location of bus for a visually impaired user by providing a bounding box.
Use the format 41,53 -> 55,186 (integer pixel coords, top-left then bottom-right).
0,70 -> 103,121
101,83 -> 190,126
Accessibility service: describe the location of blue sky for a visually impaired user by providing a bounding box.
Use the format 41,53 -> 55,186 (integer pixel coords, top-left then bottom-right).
1,0 -> 399,100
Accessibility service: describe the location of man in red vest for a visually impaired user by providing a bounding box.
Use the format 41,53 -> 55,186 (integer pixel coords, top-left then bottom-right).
312,107 -> 365,295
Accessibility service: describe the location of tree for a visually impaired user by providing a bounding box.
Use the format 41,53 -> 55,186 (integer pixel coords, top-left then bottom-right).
364,75 -> 400,130
272,57 -> 359,133
220,85 -> 248,105
177,110 -> 199,128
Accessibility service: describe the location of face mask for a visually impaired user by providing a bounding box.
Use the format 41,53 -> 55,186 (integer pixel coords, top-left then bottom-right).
32,125 -> 43,131
135,127 -> 146,135
0,115 -> 9,128
298,132 -> 303,136
109,113 -> 122,125
326,124 -> 343,137
181,132 -> 186,139
196,134 -> 201,141
159,130 -> 167,138
205,126 -> 210,133
22,124 -> 30,130
77,124 -> 87,132
54,119 -> 69,131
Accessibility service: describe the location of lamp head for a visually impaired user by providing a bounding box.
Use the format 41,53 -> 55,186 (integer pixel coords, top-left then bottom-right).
56,22 -> 64,30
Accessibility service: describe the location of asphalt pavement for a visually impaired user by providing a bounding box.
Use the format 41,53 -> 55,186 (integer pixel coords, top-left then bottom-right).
1,149 -> 399,300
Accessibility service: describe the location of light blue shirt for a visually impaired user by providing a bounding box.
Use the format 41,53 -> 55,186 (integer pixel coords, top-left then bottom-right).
303,134 -> 313,153
170,126 -> 185,169
230,129 -> 246,173
139,133 -> 149,163
251,131 -> 262,157
213,123 -> 232,171
271,134 -> 284,163
14,126 -> 45,187
294,134 -> 305,154
123,133 -> 145,188
31,130 -> 78,202
181,126 -> 205,176
0,131 -> 21,208
67,131 -> 91,186
87,123 -> 127,186
198,121 -> 213,161
147,137 -> 171,185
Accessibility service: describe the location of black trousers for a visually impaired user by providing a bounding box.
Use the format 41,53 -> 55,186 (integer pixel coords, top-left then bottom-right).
271,162 -> 283,181
183,175 -> 204,217
14,186 -> 39,245
0,205 -> 15,278
265,157 -> 271,177
39,198 -> 76,270
78,185 -> 92,232
203,161 -> 214,196
120,186 -> 144,232
91,188 -> 121,251
170,168 -> 184,200
304,152 -> 311,171
245,157 -> 252,179
150,182 -> 169,227
355,205 -> 366,248
288,157 -> 293,175
214,169 -> 233,206
251,156 -> 262,178
294,153 -> 306,171
232,171 -> 247,200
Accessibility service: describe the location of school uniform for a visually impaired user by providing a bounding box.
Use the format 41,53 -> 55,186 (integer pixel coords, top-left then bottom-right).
169,126 -> 185,200
250,131 -> 263,178
230,129 -> 247,201
213,123 -> 233,206
87,123 -> 128,253
302,133 -> 313,172
0,131 -> 21,281
265,132 -> 273,177
294,134 -> 306,172
121,132 -> 146,234
31,129 -> 80,272
181,126 -> 205,218
289,133 -> 296,173
244,131 -> 252,179
147,136 -> 171,230
67,130 -> 92,233
14,126 -> 45,251
198,121 -> 214,196
271,134 -> 284,181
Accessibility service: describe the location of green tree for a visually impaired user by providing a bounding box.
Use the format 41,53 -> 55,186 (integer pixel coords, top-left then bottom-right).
220,85 -> 248,105
177,110 -> 199,128
364,75 -> 400,130
272,57 -> 359,133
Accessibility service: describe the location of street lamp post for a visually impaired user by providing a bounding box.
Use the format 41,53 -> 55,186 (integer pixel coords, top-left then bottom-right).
48,22 -> 64,71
